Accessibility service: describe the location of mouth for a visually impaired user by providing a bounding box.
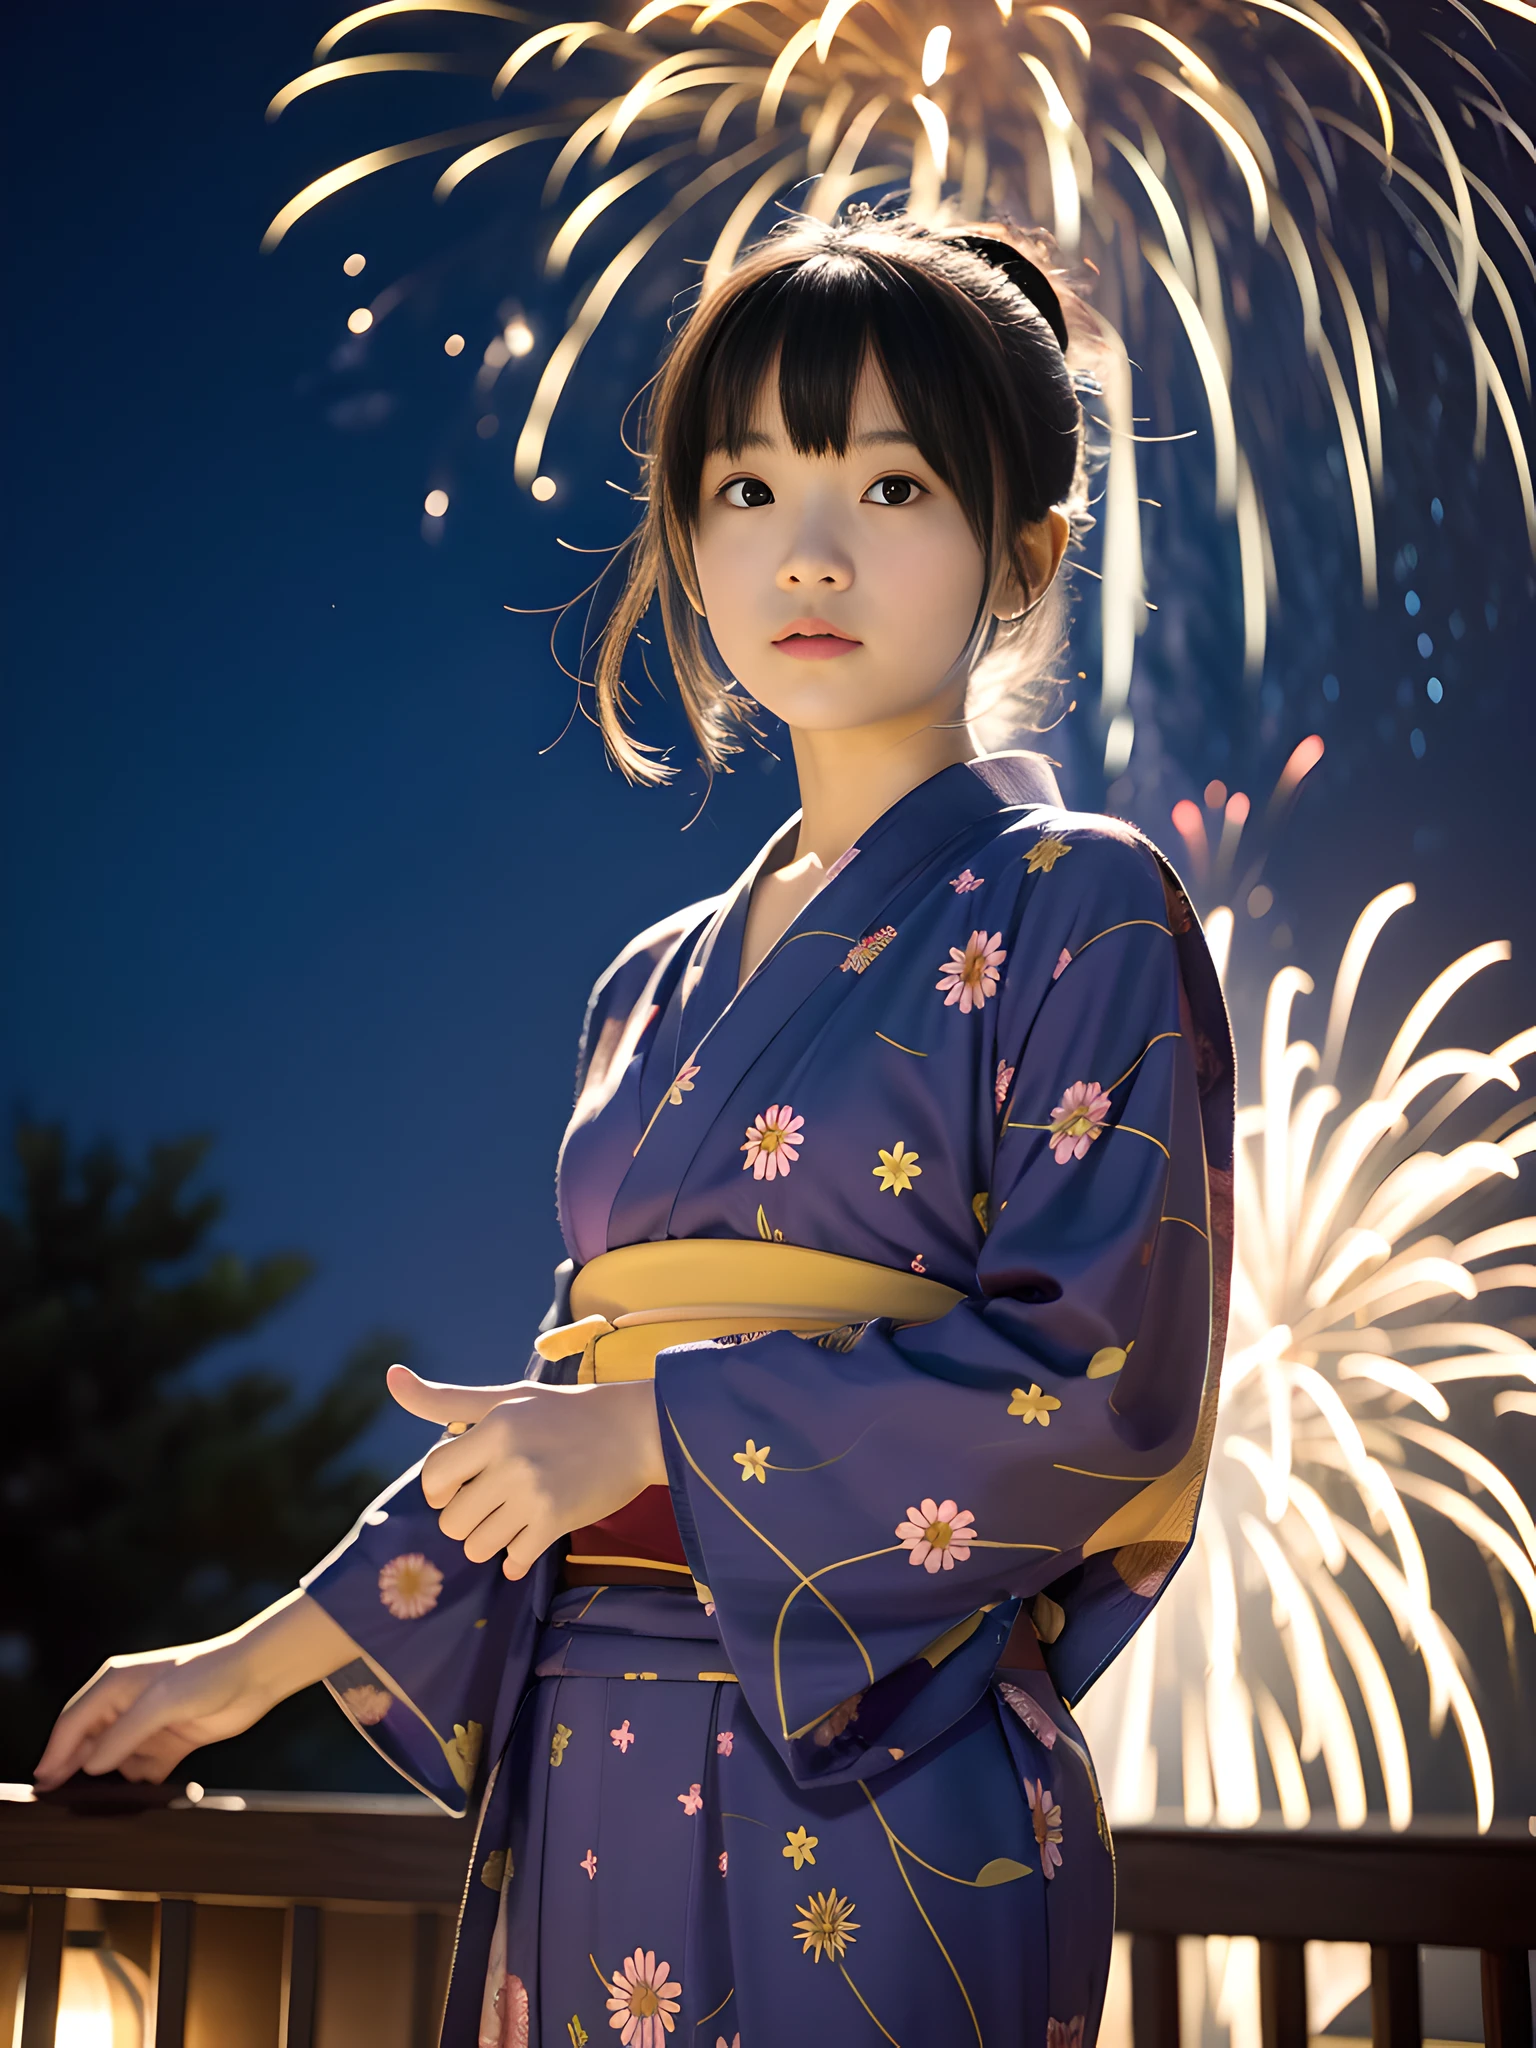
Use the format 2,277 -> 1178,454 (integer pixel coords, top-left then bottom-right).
772,618 -> 863,661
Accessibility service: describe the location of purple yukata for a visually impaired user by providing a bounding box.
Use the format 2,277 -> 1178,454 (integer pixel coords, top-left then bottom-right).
302,754 -> 1234,2048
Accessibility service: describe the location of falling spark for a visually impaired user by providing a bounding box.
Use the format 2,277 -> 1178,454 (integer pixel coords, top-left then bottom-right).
1077,882 -> 1536,1840
262,0 -> 1536,726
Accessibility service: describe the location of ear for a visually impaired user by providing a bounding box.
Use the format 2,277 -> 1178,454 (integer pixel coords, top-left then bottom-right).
991,507 -> 1071,621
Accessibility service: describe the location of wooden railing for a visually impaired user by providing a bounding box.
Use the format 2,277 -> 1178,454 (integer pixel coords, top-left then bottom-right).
2,1792 -> 1533,2047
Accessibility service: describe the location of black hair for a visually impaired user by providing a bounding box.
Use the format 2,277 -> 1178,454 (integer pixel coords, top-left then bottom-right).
595,211 -> 1098,783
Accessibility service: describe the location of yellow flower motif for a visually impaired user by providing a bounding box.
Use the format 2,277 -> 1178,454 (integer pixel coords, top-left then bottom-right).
792,1887 -> 859,1963
1009,1383 -> 1063,1426
872,1140 -> 922,1196
480,1847 -> 509,1892
782,1825 -> 819,1870
443,1719 -> 483,1790
972,1191 -> 991,1232
1026,834 -> 1073,874
734,1438 -> 771,1483
567,2019 -> 589,2047
550,1721 -> 573,1767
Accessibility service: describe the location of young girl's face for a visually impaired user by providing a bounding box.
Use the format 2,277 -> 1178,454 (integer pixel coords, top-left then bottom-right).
692,356 -> 993,736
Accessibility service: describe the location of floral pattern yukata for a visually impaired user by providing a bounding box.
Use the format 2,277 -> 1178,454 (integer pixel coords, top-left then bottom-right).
301,753 -> 1234,2048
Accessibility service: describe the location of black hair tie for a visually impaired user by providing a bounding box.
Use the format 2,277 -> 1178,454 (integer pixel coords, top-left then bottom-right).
945,233 -> 1070,354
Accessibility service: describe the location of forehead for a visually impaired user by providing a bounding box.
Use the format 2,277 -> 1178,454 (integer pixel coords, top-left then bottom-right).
716,354 -> 915,454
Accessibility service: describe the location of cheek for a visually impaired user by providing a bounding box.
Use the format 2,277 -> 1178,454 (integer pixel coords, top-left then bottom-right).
867,521 -> 987,636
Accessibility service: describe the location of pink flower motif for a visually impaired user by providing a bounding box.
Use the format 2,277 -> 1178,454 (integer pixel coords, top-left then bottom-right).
995,1059 -> 1015,1112
998,1681 -> 1058,1748
741,1104 -> 804,1180
951,868 -> 984,893
610,1719 -> 635,1753
895,1497 -> 979,1572
581,1849 -> 598,1880
717,1851 -> 729,1876
678,1782 -> 704,1815
716,1729 -> 734,1756
1027,1777 -> 1064,1877
606,1949 -> 682,2046
717,2038 -> 740,2048
703,1599 -> 716,1617
936,930 -> 1006,1013
910,1253 -> 927,1274
340,1683 -> 393,1725
1053,946 -> 1072,980
1047,1080 -> 1112,1163
377,1553 -> 443,1620
494,1973 -> 530,2048
1048,2020 -> 1085,2048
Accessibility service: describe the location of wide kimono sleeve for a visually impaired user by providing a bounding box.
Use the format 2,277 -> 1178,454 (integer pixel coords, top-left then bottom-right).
655,826 -> 1234,1790
296,911 -> 703,1812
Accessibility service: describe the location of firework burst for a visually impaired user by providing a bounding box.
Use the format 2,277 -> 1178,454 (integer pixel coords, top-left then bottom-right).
265,0 -> 1536,757
1076,880 -> 1536,1836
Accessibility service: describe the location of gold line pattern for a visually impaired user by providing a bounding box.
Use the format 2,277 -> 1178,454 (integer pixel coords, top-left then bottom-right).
857,1781 -> 1027,1888
696,1988 -> 736,2026
875,1031 -> 928,1057
863,1783 -> 985,2047
841,1964 -> 904,2044
1052,1464 -> 1159,1481
1160,1213 -> 1210,1239
1071,917 -> 1173,958
664,1408 -> 876,1732
1106,1030 -> 1182,1094
1113,1123 -> 1173,1160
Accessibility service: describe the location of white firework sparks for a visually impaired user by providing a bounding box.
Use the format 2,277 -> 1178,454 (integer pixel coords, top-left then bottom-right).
1078,880 -> 1536,1837
262,0 -> 1536,755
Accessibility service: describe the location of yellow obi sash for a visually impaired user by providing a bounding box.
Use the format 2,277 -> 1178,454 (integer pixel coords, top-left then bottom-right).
533,1240 -> 963,1383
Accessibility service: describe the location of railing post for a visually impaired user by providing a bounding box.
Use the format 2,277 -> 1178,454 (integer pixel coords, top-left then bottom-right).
1482,1947 -> 1534,2048
17,1892 -> 66,2048
1131,1932 -> 1179,2048
1371,1943 -> 1421,2048
151,1898 -> 193,2048
1260,1939 -> 1307,2048
279,1903 -> 321,2048
410,1907 -> 445,2048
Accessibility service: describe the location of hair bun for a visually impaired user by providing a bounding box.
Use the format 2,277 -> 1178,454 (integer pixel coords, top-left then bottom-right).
944,233 -> 1070,354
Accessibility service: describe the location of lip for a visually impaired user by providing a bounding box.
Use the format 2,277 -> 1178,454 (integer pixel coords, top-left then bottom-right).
772,617 -> 863,661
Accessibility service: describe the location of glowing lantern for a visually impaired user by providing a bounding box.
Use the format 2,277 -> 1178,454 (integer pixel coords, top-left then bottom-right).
25,1930 -> 151,2048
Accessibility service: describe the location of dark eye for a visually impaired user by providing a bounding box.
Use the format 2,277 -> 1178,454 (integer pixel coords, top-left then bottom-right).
862,475 -> 923,506
722,476 -> 774,508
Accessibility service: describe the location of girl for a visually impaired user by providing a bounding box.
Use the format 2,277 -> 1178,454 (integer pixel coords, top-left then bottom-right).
38,215 -> 1233,2048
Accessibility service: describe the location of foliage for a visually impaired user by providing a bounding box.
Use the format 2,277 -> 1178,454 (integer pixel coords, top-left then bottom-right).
0,1119 -> 397,1787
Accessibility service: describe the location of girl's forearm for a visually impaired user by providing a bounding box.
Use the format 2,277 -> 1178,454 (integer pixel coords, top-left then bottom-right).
217,1589 -> 364,1708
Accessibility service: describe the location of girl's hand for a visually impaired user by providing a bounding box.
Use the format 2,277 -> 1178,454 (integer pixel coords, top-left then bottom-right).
33,1591 -> 360,1789
387,1367 -> 668,1579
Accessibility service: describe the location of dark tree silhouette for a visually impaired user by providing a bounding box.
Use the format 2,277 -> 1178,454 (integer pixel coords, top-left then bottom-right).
0,1119 -> 401,1787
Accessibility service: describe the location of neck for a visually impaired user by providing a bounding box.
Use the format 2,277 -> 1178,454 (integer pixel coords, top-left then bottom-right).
784,687 -> 979,871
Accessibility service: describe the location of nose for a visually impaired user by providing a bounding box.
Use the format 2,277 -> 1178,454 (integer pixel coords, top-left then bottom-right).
776,512 -> 853,594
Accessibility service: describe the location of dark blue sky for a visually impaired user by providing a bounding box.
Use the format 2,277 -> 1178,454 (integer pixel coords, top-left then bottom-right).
5,0 -> 1535,1487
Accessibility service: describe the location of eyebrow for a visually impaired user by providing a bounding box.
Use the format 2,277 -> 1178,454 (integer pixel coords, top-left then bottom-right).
710,427 -> 920,454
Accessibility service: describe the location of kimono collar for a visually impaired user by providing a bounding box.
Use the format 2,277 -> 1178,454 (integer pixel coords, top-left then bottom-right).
679,750 -> 1062,1031
609,751 -> 1061,1248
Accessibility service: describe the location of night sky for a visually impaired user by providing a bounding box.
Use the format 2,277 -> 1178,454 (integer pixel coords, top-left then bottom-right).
5,0 -> 1535,1798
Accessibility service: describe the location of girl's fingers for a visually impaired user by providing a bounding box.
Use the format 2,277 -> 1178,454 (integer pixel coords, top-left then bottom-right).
502,1524 -> 549,1581
387,1366 -> 513,1427
458,1502 -> 532,1565
434,1464 -> 527,1544
34,1671 -> 140,1786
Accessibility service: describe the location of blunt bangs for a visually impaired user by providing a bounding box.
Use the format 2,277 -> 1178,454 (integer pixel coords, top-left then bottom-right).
594,214 -> 1099,786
